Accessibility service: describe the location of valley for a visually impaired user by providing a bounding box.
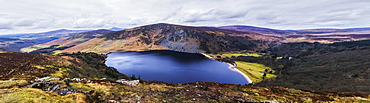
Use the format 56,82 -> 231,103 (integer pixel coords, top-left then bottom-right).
1,23 -> 370,102
0,29 -> 88,52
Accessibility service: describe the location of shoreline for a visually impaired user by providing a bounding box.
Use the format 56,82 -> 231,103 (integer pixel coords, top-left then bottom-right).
107,51 -> 253,84
200,53 -> 253,84
201,53 -> 213,59
227,63 -> 253,84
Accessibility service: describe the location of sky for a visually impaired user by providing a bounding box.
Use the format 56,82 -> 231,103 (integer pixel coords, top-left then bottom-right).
1,0 -> 370,35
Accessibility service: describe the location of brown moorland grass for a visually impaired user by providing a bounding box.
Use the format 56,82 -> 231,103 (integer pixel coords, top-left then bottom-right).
1,80 -> 367,102
0,52 -> 129,80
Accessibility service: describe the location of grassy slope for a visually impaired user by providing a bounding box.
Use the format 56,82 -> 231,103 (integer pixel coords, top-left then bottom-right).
258,48 -> 370,93
0,88 -> 87,103
1,80 -> 369,102
0,52 -> 129,80
20,29 -> 113,54
0,51 -> 369,102
69,81 -> 370,102
235,61 -> 276,83
214,53 -> 276,83
222,53 -> 262,57
21,45 -> 51,52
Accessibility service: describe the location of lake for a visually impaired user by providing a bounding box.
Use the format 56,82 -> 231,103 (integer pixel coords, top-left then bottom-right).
105,50 -> 249,84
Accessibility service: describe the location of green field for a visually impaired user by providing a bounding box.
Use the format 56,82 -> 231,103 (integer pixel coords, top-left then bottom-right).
20,45 -> 51,52
20,47 -> 38,52
52,50 -> 63,55
222,53 -> 262,57
234,61 -> 276,83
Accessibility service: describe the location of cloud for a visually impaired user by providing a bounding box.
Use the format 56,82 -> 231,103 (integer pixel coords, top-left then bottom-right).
0,18 -> 13,29
0,0 -> 370,34
13,18 -> 37,27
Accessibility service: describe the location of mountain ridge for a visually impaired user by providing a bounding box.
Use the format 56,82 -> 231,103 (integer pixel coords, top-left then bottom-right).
21,29 -> 114,54
219,25 -> 370,43
4,23 -> 370,54
60,23 -> 278,54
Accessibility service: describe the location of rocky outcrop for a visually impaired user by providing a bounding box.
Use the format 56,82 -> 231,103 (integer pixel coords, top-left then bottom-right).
116,79 -> 140,86
27,77 -> 83,96
27,77 -> 141,96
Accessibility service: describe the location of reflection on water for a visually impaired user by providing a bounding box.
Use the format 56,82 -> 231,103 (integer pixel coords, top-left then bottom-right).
105,50 -> 248,84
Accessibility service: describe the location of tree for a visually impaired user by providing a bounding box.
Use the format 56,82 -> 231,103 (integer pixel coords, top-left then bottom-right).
262,73 -> 267,80
131,74 -> 137,80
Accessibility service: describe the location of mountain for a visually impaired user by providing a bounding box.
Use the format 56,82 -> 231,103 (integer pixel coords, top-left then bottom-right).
0,29 -> 88,52
218,25 -> 293,35
11,29 -> 89,39
109,27 -> 126,31
0,34 -> 27,38
346,27 -> 370,31
218,26 -> 370,35
283,28 -> 370,43
219,25 -> 370,44
21,29 -> 114,54
283,30 -> 370,43
70,29 -> 113,39
0,37 -> 19,42
60,23 -> 280,54
4,24 -> 370,53
293,29 -> 354,34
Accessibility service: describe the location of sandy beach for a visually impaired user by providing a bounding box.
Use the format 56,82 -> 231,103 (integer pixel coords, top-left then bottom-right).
227,63 -> 253,84
201,53 -> 253,84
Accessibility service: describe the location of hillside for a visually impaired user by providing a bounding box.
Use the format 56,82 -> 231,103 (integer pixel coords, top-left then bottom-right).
11,29 -> 88,39
21,29 -> 113,54
0,43 -> 370,102
0,52 -> 368,102
282,30 -> 370,43
1,79 -> 369,102
219,25 -> 370,44
208,40 -> 370,93
0,52 -> 129,80
60,23 -> 279,54
257,45 -> 370,93
218,25 -> 293,36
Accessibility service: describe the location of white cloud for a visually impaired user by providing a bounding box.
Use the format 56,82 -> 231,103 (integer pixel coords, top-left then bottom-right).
0,0 -> 370,34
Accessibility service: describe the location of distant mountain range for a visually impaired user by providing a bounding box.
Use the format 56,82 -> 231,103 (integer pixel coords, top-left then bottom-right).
2,23 -> 370,54
26,29 -> 114,54
218,25 -> 370,43
4,29 -> 88,39
218,25 -> 293,35
109,27 -> 126,31
28,23 -> 278,54
0,29 -> 89,52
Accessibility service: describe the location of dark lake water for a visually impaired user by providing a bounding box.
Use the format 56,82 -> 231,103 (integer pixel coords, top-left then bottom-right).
105,50 -> 249,84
